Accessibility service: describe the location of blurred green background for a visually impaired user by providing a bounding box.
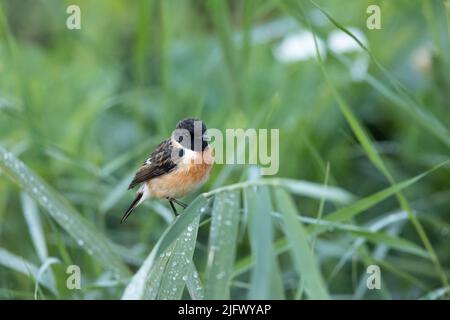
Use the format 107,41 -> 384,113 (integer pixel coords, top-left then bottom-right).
0,0 -> 449,300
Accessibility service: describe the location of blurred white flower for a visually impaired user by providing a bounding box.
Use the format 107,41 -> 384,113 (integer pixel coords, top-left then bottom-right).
350,56 -> 369,82
327,27 -> 367,54
411,45 -> 432,75
273,31 -> 326,63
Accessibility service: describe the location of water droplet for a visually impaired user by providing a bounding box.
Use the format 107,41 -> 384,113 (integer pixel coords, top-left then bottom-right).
77,239 -> 84,246
165,251 -> 172,257
182,275 -> 188,281
187,225 -> 193,232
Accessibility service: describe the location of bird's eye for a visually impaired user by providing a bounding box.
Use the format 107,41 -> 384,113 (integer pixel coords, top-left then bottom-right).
178,136 -> 183,142
178,149 -> 184,157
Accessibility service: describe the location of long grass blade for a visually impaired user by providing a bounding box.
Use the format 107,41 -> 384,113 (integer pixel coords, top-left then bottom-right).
20,192 -> 48,263
274,189 -> 329,299
0,247 -> 56,294
205,191 -> 240,299
245,186 -> 278,299
157,217 -> 200,300
0,145 -> 130,279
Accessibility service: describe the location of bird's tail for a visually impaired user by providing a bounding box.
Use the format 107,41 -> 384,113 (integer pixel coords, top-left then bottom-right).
120,191 -> 143,224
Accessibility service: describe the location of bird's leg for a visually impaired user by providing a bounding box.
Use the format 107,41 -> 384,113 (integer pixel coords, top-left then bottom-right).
168,200 -> 178,215
170,198 -> 187,209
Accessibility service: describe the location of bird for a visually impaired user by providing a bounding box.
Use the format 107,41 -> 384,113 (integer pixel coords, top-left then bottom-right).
120,118 -> 214,224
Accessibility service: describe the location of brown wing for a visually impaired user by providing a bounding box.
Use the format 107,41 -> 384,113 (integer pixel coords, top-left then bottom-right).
128,139 -> 181,189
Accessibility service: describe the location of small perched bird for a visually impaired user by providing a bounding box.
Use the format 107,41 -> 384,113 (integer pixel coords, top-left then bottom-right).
121,118 -> 214,223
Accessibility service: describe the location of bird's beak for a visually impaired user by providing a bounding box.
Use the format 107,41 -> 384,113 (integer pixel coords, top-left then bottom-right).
203,133 -> 211,142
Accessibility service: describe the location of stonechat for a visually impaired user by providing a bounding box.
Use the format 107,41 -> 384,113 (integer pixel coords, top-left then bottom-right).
121,118 -> 214,223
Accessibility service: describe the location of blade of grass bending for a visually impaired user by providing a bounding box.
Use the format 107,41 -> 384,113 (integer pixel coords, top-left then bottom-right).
0,145 -> 130,279
205,191 -> 240,299
34,257 -> 60,300
275,189 -> 329,299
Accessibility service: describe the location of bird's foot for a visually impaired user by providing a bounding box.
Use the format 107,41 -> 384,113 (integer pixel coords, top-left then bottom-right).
167,198 -> 187,216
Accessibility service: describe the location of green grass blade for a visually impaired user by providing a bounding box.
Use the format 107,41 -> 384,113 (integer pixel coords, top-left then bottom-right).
20,192 -> 48,263
310,159 -> 450,270
309,0 -> 450,149
245,186 -> 277,299
34,257 -> 60,299
350,231 -> 428,259
309,7 -> 450,285
420,287 -> 450,300
207,0 -> 240,104
185,263 -> 204,300
277,178 -> 354,203
279,3 -> 450,286
154,195 -> 210,258
122,217 -> 200,300
206,178 -> 354,204
0,247 -> 56,294
157,217 -> 200,300
274,189 -> 329,299
274,213 -> 428,259
205,190 -> 240,299
232,237 -> 289,279
0,145 -> 130,279
122,239 -> 173,299
320,169 -> 437,226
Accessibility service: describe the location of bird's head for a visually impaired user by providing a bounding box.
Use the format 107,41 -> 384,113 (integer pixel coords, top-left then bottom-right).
173,118 -> 209,151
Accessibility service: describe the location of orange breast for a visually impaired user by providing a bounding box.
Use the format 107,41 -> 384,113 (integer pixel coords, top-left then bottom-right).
146,148 -> 213,199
